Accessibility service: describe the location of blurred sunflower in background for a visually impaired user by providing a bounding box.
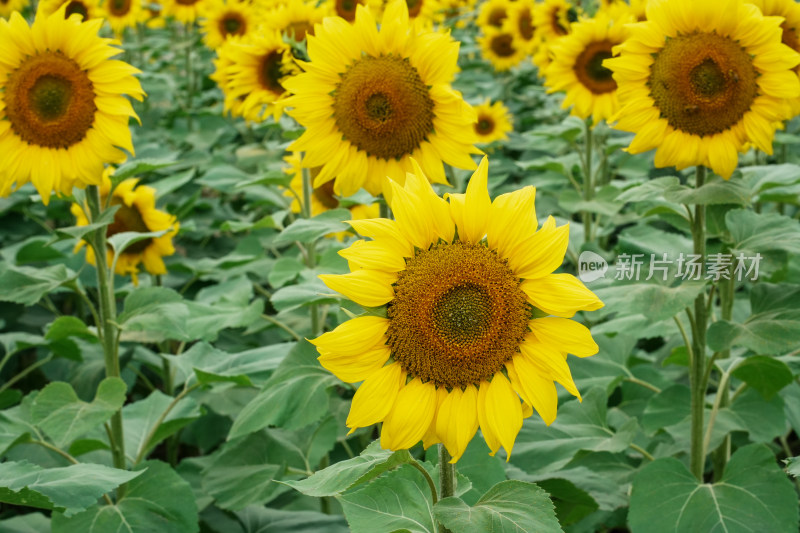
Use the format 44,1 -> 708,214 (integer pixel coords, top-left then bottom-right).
606,0 -> 800,178
71,169 -> 179,284
38,0 -> 98,19
0,0 -> 29,19
507,0 -> 536,55
283,0 -> 479,197
543,11 -> 631,124
531,0 -> 579,71
263,0 -> 325,42
476,0 -> 510,30
102,0 -> 144,34
0,7 -> 144,204
200,0 -> 255,49
312,158 -> 603,462
472,99 -> 513,144
324,0 -> 368,22
478,26 -> 527,71
161,0 -> 205,24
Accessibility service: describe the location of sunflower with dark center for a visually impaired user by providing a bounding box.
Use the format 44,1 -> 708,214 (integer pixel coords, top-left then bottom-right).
211,30 -> 297,122
264,0 -> 325,42
606,0 -> 800,178
161,0 -> 203,23
507,0 -> 536,54
71,170 -> 179,285
543,12 -> 630,124
200,0 -> 255,49
0,0 -> 28,19
38,0 -> 98,19
472,99 -> 513,144
330,0 -> 363,22
283,0 -> 479,197
477,0 -> 511,29
103,0 -> 144,35
0,7 -> 143,204
312,157 -> 603,461
479,27 -> 527,71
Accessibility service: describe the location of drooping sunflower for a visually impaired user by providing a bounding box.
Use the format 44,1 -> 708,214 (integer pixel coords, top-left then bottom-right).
263,0 -> 325,42
478,27 -> 527,71
283,0 -> 480,197
0,8 -> 144,204
473,99 -> 513,144
161,0 -> 205,24
0,0 -> 28,19
283,152 -> 380,240
477,0 -> 511,29
747,0 -> 800,117
200,0 -> 255,49
312,158 -> 603,461
38,0 -> 98,19
506,0 -> 536,55
605,0 -> 800,178
543,12 -> 631,124
211,30 -> 297,122
102,0 -> 144,34
71,169 -> 179,284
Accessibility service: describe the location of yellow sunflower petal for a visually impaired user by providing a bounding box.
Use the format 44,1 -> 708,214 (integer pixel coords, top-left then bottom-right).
346,362 -> 405,433
309,316 -> 389,355
529,316 -> 599,357
521,273 -> 604,318
319,270 -> 397,307
381,377 -> 437,450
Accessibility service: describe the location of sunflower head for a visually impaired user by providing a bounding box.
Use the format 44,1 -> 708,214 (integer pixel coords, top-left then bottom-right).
605,0 -> 800,177
200,0 -> 255,49
477,0 -> 511,30
103,0 -> 144,34
472,99 -> 513,144
263,0 -> 326,42
478,26 -> 527,72
71,168 -> 180,285
0,0 -> 29,19
312,157 -> 603,462
38,0 -> 99,20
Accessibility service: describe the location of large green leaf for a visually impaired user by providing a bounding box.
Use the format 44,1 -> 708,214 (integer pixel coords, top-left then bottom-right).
51,461 -> 198,533
340,464 -> 437,533
282,440 -> 413,497
731,355 -> 793,400
663,179 -> 750,206
273,209 -> 351,245
228,340 -> 340,437
448,437 -> 507,506
0,461 -> 142,517
629,444 -> 798,533
725,208 -> 800,254
233,508 -> 349,533
164,342 -> 291,387
117,286 -> 190,343
30,378 -> 126,448
592,281 -> 705,324
0,511 -> 50,533
0,264 -> 77,306
434,480 -> 563,533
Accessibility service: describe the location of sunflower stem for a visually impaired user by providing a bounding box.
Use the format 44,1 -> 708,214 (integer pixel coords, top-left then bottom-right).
86,185 -> 127,498
438,444 -> 455,533
582,120 -> 594,244
711,271 -> 735,480
689,165 -> 707,481
184,22 -> 194,132
301,164 -> 321,337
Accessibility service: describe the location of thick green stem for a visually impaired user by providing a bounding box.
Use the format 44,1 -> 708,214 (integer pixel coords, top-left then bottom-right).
582,121 -> 594,243
437,444 -> 455,533
86,186 -> 127,496
711,273 -> 735,480
301,166 -> 321,337
689,165 -> 707,481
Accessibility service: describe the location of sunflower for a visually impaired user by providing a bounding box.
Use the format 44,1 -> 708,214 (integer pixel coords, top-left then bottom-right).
71,169 -> 179,285
472,99 -> 513,144
211,30 -> 297,122
102,0 -> 144,34
477,0 -> 511,29
0,8 -> 144,204
311,158 -> 603,461
747,0 -> 800,117
283,152 -> 380,240
0,0 -> 28,19
437,0 -> 475,28
161,0 -> 205,24
374,0 -> 442,28
283,0 -> 480,197
38,0 -> 98,19
506,0 -> 536,54
144,0 -> 167,28
324,0 -> 369,22
200,0 -> 255,49
263,0 -> 325,42
605,0 -> 800,178
531,0 -> 579,71
478,27 -> 527,71
543,12 -> 631,124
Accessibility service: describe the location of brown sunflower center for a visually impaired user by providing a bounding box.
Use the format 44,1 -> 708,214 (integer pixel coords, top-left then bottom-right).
488,7 -> 506,27
574,39 -> 616,95
258,51 -> 285,95
475,115 -> 495,135
108,197 -> 152,254
64,0 -> 89,18
5,52 -> 97,149
333,54 -> 434,160
220,12 -> 246,36
313,178 -> 339,209
336,0 -> 359,21
490,33 -> 516,57
518,8 -> 534,41
285,20 -> 313,41
551,6 -> 576,36
175,0 -> 199,6
109,0 -> 131,16
0,0 -> 9,5
387,241 -> 530,388
648,31 -> 758,136
406,0 -> 422,18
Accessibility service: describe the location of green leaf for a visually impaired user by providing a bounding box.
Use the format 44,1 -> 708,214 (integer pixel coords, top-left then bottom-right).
641,385 -> 690,434
450,437 -> 507,506
593,281 -> 705,323
167,341 -> 291,387
229,340 -> 340,438
616,177 -> 680,203
47,206 -> 118,245
434,480 -> 563,533
117,287 -> 190,343
31,378 -> 126,448
0,461 -> 142,517
0,264 -> 77,306
110,158 -> 177,183
340,464 -> 437,533
536,478 -> 599,526
51,460 -> 198,533
201,433 -> 287,510
283,440 -> 413,497
268,257 -> 304,288
715,388 -> 785,444
629,444 -> 798,533
0,511 -> 50,533
786,457 -> 800,478
270,280 -> 339,312
108,229 -> 169,256
45,316 -> 94,342
220,215 -> 278,233
731,355 -> 793,400
726,209 -> 800,254
183,299 -> 264,342
664,179 -> 750,205
232,508 -> 349,533
149,168 -> 195,197
273,209 -> 351,245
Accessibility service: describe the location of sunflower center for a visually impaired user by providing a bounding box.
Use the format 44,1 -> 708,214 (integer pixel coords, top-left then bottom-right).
574,40 -> 616,94
551,6 -> 576,36
337,0 -> 358,20
65,0 -> 89,18
518,9 -> 533,40
648,31 -> 758,136
5,52 -> 97,149
313,179 -> 339,209
220,13 -> 245,36
406,0 -> 422,18
490,34 -> 516,57
333,54 -> 434,160
109,0 -> 131,16
108,198 -> 152,254
258,51 -> 285,95
475,116 -> 495,135
285,20 -> 313,41
387,241 -> 530,388
488,7 -> 506,27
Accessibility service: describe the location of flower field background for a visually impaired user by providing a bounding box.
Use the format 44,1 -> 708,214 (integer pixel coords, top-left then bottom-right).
1,0 -> 800,531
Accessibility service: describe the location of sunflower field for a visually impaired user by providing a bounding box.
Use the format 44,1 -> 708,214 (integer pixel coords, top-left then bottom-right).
1,0 -> 800,530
